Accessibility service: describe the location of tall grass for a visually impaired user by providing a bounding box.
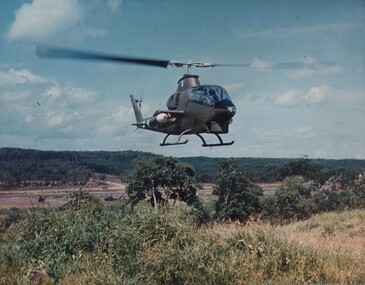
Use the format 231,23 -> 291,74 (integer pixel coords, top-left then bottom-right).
1,194 -> 364,284
278,210 -> 365,284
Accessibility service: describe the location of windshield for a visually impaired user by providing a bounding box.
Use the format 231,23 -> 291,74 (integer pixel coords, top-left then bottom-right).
188,85 -> 231,106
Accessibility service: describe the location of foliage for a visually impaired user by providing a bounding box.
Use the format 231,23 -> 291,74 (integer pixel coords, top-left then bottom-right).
213,158 -> 263,222
270,158 -> 323,182
0,148 -> 157,187
126,156 -> 199,209
2,148 -> 365,186
274,176 -> 314,221
312,189 -> 351,212
0,208 -> 25,233
1,202 -> 364,284
310,168 -> 362,213
352,179 -> 365,208
182,156 -> 365,183
62,190 -> 104,213
260,194 -> 279,221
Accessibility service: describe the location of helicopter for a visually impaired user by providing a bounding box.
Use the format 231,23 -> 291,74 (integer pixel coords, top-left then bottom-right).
129,72 -> 237,147
36,46 -> 335,147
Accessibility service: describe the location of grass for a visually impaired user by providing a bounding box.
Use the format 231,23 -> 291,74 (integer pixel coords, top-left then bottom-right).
277,210 -> 365,283
0,194 -> 364,284
279,210 -> 365,254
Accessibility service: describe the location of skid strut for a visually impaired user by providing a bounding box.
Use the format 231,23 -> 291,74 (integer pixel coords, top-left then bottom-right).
196,133 -> 234,147
160,129 -> 191,146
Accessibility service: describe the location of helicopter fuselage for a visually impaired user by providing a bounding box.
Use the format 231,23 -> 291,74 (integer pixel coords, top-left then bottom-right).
131,74 -> 236,146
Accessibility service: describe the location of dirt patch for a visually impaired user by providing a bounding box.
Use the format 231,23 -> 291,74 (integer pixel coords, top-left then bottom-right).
0,182 -> 127,209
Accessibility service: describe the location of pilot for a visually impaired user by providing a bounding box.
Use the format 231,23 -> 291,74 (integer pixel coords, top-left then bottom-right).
209,89 -> 219,104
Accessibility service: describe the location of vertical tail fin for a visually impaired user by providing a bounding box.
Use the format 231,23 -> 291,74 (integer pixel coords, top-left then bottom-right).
130,95 -> 143,123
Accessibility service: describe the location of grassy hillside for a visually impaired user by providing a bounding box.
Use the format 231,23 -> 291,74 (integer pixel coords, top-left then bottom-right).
278,210 -> 365,282
1,197 -> 364,284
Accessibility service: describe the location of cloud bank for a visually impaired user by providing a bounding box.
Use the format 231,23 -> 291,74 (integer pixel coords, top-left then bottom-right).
5,0 -> 106,42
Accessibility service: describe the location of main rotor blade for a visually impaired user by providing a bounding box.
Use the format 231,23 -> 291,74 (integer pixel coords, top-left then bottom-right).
212,61 -> 337,70
36,46 -> 337,71
36,46 -> 170,68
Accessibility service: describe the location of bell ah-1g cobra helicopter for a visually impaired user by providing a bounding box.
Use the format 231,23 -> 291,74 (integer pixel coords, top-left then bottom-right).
36,46 -> 335,147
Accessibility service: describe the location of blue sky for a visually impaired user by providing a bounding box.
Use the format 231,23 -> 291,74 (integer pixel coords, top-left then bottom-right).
0,0 -> 364,158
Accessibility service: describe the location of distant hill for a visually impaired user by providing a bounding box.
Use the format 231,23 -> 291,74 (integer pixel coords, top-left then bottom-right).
0,148 -> 157,186
181,156 -> 365,182
1,147 -> 365,185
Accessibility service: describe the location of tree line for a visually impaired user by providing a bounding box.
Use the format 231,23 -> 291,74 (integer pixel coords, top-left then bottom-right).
1,147 -> 365,189
126,156 -> 365,224
0,148 -> 156,187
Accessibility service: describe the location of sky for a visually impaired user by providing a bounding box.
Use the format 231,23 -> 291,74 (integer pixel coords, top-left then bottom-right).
0,0 -> 364,159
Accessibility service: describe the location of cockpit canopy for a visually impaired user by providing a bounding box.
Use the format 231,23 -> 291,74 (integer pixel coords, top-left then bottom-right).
188,85 -> 232,107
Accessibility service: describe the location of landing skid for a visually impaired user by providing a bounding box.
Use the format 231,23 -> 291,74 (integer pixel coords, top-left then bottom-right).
196,133 -> 234,147
160,129 -> 190,146
160,131 -> 234,147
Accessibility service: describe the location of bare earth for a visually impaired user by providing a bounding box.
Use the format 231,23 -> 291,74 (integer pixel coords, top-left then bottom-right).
0,182 -> 279,209
0,181 -> 127,209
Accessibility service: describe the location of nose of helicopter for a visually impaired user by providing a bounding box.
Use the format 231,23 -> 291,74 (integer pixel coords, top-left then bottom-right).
227,106 -> 236,115
215,99 -> 236,118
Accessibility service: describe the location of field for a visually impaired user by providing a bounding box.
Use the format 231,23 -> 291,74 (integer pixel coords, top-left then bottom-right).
0,181 -> 127,210
0,182 -> 278,211
1,194 -> 364,284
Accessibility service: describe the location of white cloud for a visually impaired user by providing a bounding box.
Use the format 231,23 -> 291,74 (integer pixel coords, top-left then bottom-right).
223,82 -> 244,92
295,126 -> 313,138
0,70 -> 102,139
0,68 -> 48,86
45,110 -> 80,127
43,85 -> 98,107
306,85 -> 330,104
43,86 -> 62,99
64,86 -> 98,106
274,90 -> 299,105
5,0 -> 106,42
46,111 -> 66,127
6,0 -> 82,41
274,84 -> 331,106
0,90 -> 32,102
96,106 -> 134,136
222,82 -> 244,95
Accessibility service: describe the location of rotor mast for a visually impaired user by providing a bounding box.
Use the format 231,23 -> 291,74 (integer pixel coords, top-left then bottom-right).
170,61 -> 207,91
177,74 -> 200,92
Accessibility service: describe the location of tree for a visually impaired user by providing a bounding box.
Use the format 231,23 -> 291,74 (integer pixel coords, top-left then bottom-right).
274,158 -> 322,182
312,168 -> 359,213
274,176 -> 314,222
352,179 -> 365,208
260,195 -> 279,222
213,159 -> 263,222
126,156 -> 198,211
